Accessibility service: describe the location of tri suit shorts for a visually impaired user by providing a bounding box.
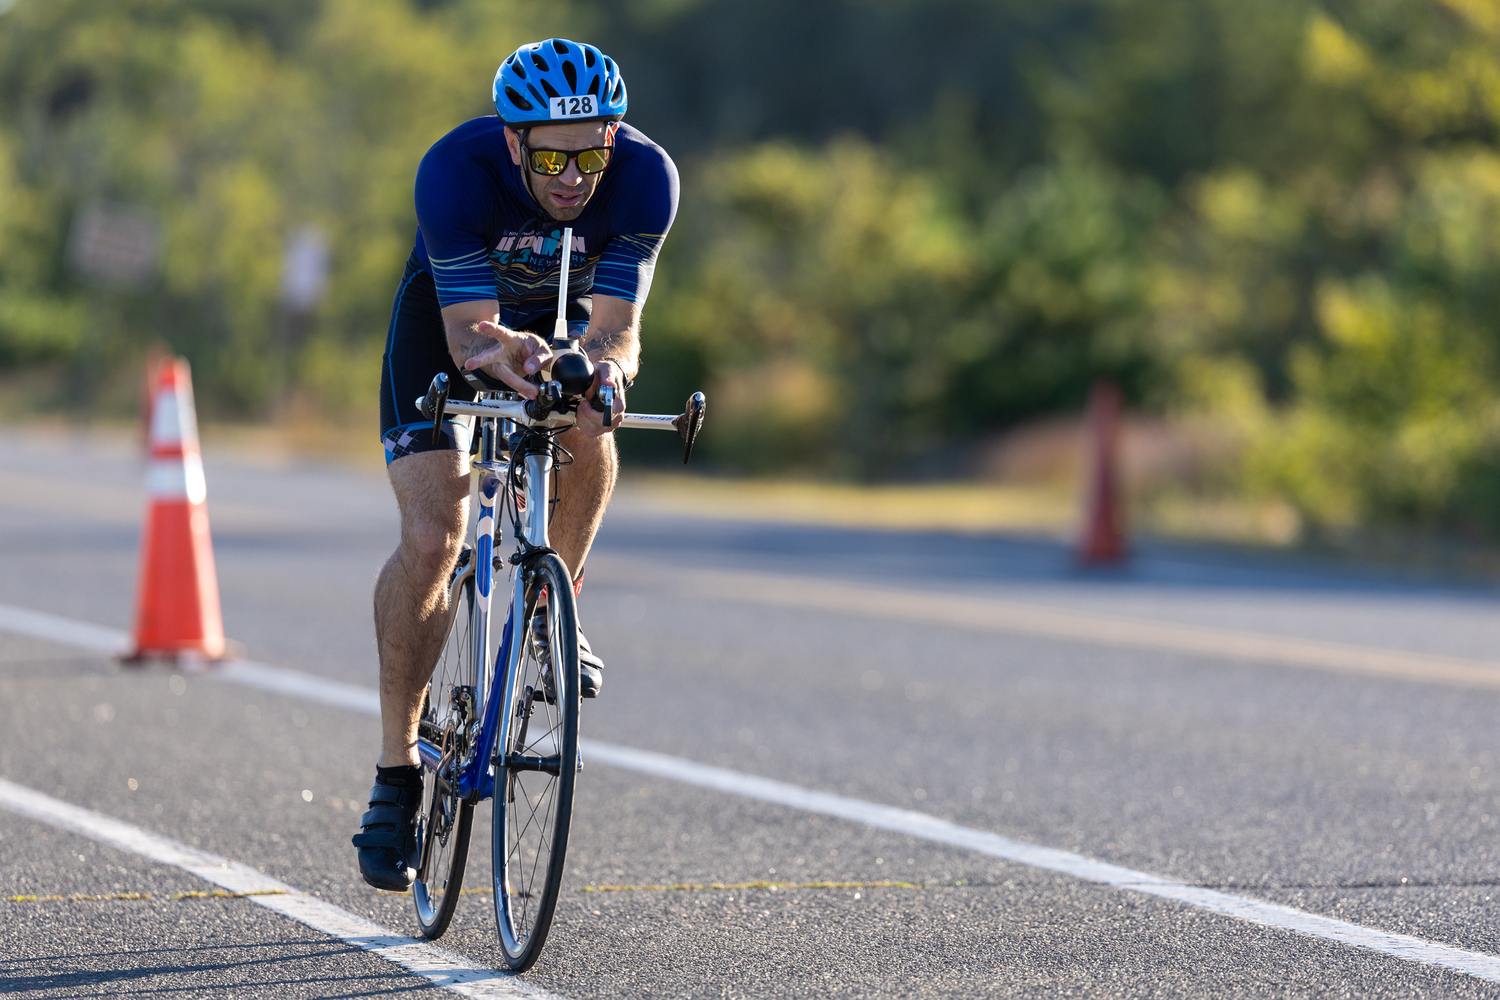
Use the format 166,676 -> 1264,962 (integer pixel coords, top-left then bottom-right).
379,250 -> 589,465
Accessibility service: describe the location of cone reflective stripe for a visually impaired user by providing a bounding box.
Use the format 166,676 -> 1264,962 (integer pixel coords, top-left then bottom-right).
130,358 -> 225,659
1077,378 -> 1127,565
145,453 -> 207,504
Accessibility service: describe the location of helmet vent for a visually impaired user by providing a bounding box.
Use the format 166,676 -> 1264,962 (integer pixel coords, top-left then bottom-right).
610,81 -> 623,104
552,39 -> 569,54
526,83 -> 547,107
584,48 -> 596,68
604,57 -> 614,73
587,76 -> 600,97
562,60 -> 577,90
504,86 -> 534,112
530,52 -> 549,72
540,79 -> 561,99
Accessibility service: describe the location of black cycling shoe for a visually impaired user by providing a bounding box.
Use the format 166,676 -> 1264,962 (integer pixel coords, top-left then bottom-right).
577,629 -> 604,699
531,610 -> 604,700
351,765 -> 423,891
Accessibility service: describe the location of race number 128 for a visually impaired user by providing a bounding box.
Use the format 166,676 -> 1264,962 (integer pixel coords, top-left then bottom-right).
550,95 -> 596,119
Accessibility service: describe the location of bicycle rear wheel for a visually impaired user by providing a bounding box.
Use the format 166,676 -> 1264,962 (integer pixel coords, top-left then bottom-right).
413,551 -> 478,939
492,552 -> 579,971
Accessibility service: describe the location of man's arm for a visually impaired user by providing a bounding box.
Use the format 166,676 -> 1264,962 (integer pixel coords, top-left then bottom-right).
450,294 -> 636,433
574,292 -> 638,437
446,299 -> 552,399
582,292 -> 640,384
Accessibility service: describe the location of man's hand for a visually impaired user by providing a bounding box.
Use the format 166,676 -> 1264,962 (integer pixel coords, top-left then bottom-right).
575,360 -> 626,438
462,321 -> 553,399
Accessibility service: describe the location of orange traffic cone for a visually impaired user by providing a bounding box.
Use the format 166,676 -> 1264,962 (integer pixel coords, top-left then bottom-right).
1077,378 -> 1127,565
128,357 -> 226,660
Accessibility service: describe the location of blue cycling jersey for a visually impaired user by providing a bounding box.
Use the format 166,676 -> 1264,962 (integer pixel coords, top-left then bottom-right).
412,117 -> 679,330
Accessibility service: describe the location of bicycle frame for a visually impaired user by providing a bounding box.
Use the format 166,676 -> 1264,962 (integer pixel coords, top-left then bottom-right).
413,379 -> 705,805
412,400 -> 536,805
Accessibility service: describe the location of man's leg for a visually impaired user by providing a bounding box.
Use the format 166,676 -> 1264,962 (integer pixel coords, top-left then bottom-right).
549,426 -> 618,580
542,426 -> 617,699
373,448 -> 470,767
358,251 -> 471,891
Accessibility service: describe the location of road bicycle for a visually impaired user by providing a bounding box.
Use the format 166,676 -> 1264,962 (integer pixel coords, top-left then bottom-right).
407,324 -> 705,971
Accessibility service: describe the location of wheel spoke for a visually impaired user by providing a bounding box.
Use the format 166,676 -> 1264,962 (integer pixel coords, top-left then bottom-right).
521,779 -> 558,902
508,781 -> 544,852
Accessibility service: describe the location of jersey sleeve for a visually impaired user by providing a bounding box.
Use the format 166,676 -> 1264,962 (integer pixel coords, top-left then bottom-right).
414,147 -> 499,308
592,146 -> 680,306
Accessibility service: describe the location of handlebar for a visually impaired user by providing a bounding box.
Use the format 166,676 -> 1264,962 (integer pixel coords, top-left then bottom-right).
417,376 -> 707,464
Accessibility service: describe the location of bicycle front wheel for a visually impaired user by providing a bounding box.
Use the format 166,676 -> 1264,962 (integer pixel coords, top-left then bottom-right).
413,552 -> 478,939
492,552 -> 579,971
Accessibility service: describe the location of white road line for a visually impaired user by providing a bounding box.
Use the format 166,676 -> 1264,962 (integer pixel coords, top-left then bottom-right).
0,606 -> 381,713
7,601 -> 1500,983
219,659 -> 381,715
581,742 -> 1500,982
0,604 -> 131,656
0,778 -> 562,1000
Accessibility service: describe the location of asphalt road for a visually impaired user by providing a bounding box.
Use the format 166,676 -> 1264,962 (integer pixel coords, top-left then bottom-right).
6,429 -> 1500,997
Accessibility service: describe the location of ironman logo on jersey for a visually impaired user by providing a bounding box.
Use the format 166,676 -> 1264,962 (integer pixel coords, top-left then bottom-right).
549,95 -> 596,119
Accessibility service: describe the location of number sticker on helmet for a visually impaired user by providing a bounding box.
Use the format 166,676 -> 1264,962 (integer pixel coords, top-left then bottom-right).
549,95 -> 596,119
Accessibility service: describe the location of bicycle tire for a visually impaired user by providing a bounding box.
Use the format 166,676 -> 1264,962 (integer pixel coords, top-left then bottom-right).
492,552 -> 579,971
412,552 -> 478,939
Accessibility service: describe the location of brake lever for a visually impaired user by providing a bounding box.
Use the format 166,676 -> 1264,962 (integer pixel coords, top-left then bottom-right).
590,384 -> 616,430
422,373 -> 450,446
673,391 -> 706,463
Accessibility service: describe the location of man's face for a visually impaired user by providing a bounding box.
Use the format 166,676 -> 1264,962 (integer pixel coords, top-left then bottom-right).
505,122 -> 616,221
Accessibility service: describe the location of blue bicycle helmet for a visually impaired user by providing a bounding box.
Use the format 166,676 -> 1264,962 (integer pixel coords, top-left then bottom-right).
493,39 -> 627,129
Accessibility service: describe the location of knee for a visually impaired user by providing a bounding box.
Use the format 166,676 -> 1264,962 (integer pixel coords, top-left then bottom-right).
401,507 -> 464,569
389,451 -> 468,571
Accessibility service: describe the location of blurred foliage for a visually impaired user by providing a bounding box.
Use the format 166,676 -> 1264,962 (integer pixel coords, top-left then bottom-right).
5,0 -> 1500,537
0,0 -> 577,413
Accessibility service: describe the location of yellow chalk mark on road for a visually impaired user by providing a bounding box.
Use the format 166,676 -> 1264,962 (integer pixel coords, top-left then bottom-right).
375,880 -> 928,897
673,566 -> 1500,691
583,879 -> 925,893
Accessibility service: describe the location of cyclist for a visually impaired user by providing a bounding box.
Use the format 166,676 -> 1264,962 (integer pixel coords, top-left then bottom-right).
354,38 -> 679,891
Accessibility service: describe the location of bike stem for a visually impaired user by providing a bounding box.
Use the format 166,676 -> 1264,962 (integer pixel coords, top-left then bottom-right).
551,227 -> 572,347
